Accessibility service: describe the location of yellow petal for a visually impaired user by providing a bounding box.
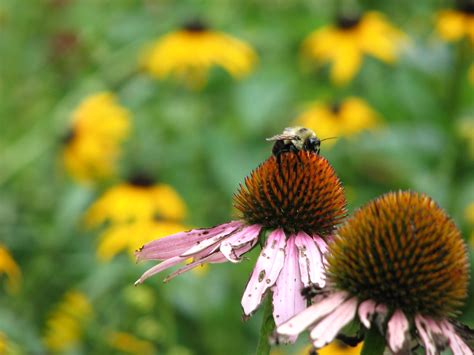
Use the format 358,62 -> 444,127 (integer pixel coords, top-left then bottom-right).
0,246 -> 21,293
436,10 -> 467,41
331,47 -> 362,85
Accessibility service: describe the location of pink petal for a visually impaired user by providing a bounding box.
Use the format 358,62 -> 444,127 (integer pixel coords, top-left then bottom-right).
294,232 -> 325,288
241,229 -> 287,316
313,234 -> 329,255
386,309 -> 409,353
272,237 -> 306,328
220,225 -> 261,263
276,291 -> 349,337
134,256 -> 186,285
440,321 -> 473,355
358,299 -> 377,328
136,221 -> 242,261
415,315 -> 443,355
164,252 -> 228,282
310,297 -> 358,349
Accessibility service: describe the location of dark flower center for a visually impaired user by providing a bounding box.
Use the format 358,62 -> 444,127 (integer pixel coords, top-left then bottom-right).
330,102 -> 342,115
182,19 -> 208,32
336,15 -> 361,29
61,129 -> 76,144
456,0 -> 474,13
128,173 -> 155,187
233,151 -> 347,236
327,191 -> 469,318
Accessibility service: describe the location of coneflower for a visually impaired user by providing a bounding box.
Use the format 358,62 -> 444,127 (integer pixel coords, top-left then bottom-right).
277,191 -> 472,354
135,141 -> 347,331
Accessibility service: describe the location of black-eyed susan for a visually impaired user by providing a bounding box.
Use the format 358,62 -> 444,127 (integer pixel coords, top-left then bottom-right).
436,1 -> 474,43
141,20 -> 257,87
295,97 -> 380,147
0,332 -> 21,355
96,220 -> 186,261
302,12 -> 405,85
277,191 -> 472,354
85,174 -> 186,225
135,130 -> 347,334
0,245 -> 21,293
85,173 -> 187,261
107,331 -> 155,355
62,92 -> 131,183
43,291 -> 93,351
298,340 -> 363,355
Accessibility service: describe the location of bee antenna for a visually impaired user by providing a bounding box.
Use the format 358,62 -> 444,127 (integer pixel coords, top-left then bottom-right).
320,136 -> 338,142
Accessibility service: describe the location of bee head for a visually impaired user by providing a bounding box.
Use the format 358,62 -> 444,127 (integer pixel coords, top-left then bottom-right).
303,136 -> 321,154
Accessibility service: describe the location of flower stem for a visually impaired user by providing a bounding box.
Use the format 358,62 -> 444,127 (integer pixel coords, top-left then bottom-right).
255,295 -> 275,355
361,327 -> 386,355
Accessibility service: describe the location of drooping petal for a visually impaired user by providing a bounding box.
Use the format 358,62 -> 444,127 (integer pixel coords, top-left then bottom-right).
415,315 -> 444,355
358,299 -> 377,328
180,230 -> 236,257
310,297 -> 358,349
220,225 -> 261,263
164,252 -> 228,282
136,220 -> 242,261
277,291 -> 349,337
386,309 -> 410,353
134,256 -> 187,285
439,321 -> 473,355
272,237 -> 306,327
294,232 -> 325,288
241,229 -> 286,316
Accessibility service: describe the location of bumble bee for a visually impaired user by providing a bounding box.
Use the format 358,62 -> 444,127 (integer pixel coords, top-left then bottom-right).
267,127 -> 321,157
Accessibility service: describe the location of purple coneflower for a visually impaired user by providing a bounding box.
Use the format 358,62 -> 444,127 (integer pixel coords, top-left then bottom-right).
277,191 -> 473,354
135,149 -> 346,329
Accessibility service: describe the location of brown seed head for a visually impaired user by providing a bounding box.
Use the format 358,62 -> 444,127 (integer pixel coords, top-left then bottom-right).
327,191 -> 469,318
233,151 -> 347,236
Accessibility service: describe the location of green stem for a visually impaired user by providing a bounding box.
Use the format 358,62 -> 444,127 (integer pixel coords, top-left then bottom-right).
255,295 -> 275,355
361,327 -> 386,355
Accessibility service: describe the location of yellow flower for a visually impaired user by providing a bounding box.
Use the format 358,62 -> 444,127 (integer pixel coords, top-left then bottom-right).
436,3 -> 474,43
0,245 -> 21,293
85,176 -> 187,226
303,12 -> 405,85
85,175 -> 188,261
297,341 -> 363,355
0,332 -> 22,355
141,20 -> 257,87
295,97 -> 380,146
43,291 -> 93,351
107,332 -> 155,355
318,341 -> 363,355
96,220 -> 186,261
62,92 -> 131,183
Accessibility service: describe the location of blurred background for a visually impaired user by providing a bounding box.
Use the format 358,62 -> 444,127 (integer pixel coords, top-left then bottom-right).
0,0 -> 473,354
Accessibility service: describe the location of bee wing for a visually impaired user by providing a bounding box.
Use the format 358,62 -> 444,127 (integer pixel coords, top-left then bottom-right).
266,134 -> 300,142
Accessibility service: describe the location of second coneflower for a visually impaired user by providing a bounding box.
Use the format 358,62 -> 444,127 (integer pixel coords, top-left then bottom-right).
277,191 -> 472,354
141,20 -> 257,87
135,130 -> 347,330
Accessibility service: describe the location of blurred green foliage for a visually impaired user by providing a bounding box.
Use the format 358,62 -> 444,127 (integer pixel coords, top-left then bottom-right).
0,0 -> 473,354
